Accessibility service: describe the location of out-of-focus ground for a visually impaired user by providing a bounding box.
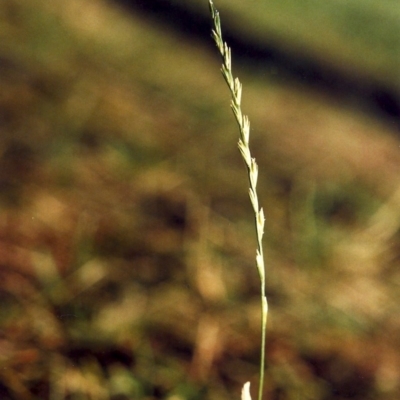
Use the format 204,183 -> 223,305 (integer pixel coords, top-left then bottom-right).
0,0 -> 399,399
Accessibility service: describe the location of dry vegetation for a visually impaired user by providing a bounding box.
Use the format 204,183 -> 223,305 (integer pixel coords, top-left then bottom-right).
0,0 -> 399,399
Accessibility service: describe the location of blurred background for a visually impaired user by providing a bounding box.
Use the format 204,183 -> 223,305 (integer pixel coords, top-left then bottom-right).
0,0 -> 399,399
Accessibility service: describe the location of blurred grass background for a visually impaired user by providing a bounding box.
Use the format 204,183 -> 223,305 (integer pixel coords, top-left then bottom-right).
0,0 -> 399,399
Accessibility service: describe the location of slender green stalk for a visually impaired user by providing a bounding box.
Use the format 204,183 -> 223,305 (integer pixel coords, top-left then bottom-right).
208,2 -> 268,400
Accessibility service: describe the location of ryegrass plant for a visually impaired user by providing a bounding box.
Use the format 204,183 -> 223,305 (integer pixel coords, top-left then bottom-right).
208,2 -> 268,399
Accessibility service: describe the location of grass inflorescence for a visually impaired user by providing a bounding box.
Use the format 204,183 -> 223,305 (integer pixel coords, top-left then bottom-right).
208,2 -> 268,399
